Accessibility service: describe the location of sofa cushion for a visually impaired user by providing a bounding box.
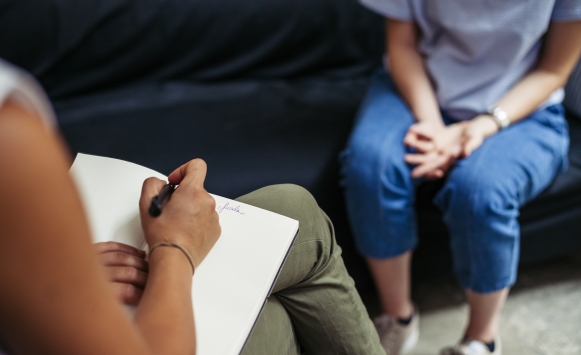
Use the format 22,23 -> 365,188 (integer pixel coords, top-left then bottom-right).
53,76 -> 370,198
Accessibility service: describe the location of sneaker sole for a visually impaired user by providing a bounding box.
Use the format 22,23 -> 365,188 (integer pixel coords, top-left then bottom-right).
400,327 -> 419,355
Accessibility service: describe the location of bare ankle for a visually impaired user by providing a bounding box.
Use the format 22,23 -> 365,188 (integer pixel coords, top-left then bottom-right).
384,300 -> 414,319
464,328 -> 496,344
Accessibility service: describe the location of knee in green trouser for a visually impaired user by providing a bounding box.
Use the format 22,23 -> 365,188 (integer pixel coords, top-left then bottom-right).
235,184 -> 334,248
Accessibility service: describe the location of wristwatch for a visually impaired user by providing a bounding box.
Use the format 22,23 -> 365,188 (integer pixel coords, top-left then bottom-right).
486,106 -> 510,130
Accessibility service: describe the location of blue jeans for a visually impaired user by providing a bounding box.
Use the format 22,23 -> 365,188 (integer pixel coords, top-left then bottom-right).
341,70 -> 569,293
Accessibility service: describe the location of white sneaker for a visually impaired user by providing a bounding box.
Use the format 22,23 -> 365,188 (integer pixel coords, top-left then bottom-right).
440,337 -> 501,355
373,306 -> 419,355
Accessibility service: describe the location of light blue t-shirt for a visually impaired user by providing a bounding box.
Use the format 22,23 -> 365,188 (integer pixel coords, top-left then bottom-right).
361,0 -> 581,120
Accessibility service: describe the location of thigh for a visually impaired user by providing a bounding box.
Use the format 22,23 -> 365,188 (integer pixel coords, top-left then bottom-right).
434,105 -> 569,292
341,69 -> 419,258
344,69 -> 415,170
242,296 -> 300,355
440,105 -> 569,211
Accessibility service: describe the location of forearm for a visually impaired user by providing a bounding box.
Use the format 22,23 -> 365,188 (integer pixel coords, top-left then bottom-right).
461,64 -> 574,154
134,248 -> 196,355
495,69 -> 569,125
494,21 -> 581,126
463,69 -> 567,140
386,19 -> 442,125
466,21 -> 581,142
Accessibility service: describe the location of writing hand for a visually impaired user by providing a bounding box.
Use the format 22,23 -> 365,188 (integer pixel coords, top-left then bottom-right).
94,242 -> 149,305
139,159 -> 221,269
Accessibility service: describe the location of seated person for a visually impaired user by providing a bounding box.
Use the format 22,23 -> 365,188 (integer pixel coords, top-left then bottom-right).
341,2 -> 581,355
0,59 -> 385,354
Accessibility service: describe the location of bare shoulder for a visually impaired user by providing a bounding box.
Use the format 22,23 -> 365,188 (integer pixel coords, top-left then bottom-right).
0,98 -> 77,224
0,97 -> 69,171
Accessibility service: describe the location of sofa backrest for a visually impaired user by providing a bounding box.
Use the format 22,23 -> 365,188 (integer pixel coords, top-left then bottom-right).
0,0 -> 384,100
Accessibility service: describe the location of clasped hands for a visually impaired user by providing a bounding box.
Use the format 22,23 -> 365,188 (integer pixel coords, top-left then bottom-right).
403,116 -> 496,179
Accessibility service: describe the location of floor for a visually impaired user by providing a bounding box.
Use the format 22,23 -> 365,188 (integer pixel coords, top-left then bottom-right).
364,251 -> 581,355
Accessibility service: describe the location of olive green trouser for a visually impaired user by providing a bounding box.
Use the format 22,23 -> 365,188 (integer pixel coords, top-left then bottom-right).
236,185 -> 385,355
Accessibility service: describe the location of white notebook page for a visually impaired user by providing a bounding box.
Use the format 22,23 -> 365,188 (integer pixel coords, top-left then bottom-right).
70,153 -> 299,355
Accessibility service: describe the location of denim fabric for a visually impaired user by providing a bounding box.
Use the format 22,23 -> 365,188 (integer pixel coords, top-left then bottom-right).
341,69 -> 570,293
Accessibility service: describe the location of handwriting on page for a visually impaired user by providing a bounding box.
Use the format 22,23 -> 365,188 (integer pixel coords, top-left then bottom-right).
216,202 -> 245,215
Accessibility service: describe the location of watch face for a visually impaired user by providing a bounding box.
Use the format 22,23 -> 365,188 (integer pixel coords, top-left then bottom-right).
492,107 -> 509,127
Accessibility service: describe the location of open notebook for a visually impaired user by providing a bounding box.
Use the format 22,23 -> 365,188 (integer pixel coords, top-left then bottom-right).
69,153 -> 299,355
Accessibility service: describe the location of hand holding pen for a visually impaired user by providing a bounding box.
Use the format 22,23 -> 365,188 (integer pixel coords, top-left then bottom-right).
139,159 -> 221,270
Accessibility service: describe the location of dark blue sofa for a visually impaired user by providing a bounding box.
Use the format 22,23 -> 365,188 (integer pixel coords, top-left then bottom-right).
1,0 -> 580,297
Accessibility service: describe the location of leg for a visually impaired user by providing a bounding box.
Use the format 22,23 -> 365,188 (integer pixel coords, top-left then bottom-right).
367,252 -> 413,319
435,105 -> 569,343
341,69 -> 418,319
464,289 -> 509,342
241,296 -> 301,355
236,184 -> 385,355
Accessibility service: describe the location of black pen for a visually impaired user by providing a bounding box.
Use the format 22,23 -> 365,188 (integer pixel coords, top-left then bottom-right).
149,183 -> 176,217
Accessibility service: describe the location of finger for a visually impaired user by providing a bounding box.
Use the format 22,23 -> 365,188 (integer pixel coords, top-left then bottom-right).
441,144 -> 462,160
408,124 -> 436,140
404,152 -> 436,165
139,177 -> 167,213
104,266 -> 148,288
404,134 -> 434,153
439,157 -> 456,173
411,154 -> 448,178
424,151 -> 457,180
110,282 -> 143,306
403,132 -> 420,151
403,131 -> 414,146
409,139 -> 435,153
425,169 -> 444,180
403,130 -> 421,145
462,136 -> 482,157
167,158 -> 207,187
93,242 -> 146,258
98,251 -> 149,271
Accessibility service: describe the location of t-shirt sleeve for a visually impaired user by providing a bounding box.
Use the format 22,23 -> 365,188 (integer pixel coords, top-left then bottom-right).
359,0 -> 413,21
551,0 -> 581,21
0,60 -> 57,129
